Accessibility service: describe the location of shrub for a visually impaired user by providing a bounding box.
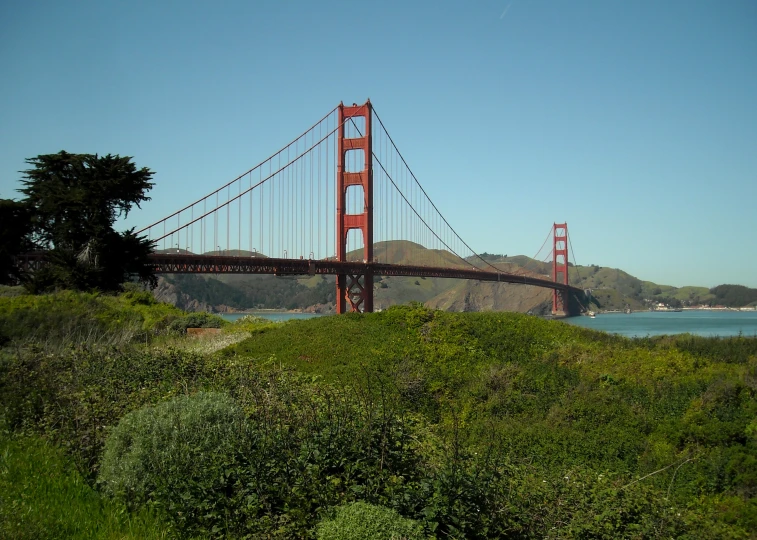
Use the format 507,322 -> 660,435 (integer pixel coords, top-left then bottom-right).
315,502 -> 425,540
98,392 -> 248,535
227,313 -> 272,332
233,314 -> 267,325
166,312 -> 226,334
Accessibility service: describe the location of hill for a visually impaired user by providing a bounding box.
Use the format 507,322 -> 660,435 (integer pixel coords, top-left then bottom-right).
151,243 -> 757,314
2,293 -> 756,537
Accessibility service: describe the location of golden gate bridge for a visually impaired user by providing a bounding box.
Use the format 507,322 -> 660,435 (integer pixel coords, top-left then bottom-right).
137,100 -> 584,316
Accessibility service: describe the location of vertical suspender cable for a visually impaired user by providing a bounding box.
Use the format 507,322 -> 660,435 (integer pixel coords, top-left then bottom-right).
310,129 -> 313,256
238,178 -> 241,253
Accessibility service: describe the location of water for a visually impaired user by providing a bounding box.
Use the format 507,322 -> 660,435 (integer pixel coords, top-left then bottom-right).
220,312 -> 325,323
564,310 -> 757,338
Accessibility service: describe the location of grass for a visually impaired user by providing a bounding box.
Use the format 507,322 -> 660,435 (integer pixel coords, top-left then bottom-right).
0,429 -> 172,539
0,288 -> 186,350
154,328 -> 256,355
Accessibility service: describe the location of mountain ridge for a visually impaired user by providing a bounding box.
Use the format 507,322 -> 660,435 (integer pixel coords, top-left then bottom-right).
151,243 -> 757,313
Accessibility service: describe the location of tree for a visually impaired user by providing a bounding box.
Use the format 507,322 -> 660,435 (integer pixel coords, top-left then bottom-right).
0,198 -> 34,284
17,151 -> 156,292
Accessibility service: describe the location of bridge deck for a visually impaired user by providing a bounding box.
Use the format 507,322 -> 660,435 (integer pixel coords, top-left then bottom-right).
147,253 -> 582,294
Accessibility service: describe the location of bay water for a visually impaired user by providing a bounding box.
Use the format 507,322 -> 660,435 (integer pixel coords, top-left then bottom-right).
564,310 -> 757,338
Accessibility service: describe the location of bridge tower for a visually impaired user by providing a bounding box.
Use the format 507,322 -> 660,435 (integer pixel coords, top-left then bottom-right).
552,222 -> 569,316
336,101 -> 374,313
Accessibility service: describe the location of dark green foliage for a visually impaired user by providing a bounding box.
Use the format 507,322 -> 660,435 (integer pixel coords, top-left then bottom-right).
315,502 -> 424,540
0,346 -> 213,473
663,333 -> 757,364
0,198 -> 34,285
99,392 -> 248,535
222,304 -> 757,535
20,152 -> 152,249
657,295 -> 684,308
711,284 -> 757,307
23,229 -> 157,293
16,151 -> 156,292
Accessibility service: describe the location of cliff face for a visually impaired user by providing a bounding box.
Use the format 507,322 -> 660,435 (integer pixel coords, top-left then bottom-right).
152,273 -> 554,315
425,280 -> 553,315
152,277 -> 217,313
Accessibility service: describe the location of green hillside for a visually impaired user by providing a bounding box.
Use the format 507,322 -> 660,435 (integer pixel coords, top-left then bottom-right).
2,293 -> 756,537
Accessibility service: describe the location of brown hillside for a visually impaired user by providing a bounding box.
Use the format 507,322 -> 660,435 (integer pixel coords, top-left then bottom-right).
425,280 -> 552,314
423,261 -> 553,314
350,240 -> 469,268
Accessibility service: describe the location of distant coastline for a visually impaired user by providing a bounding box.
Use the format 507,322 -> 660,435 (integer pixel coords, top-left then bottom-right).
596,306 -> 757,315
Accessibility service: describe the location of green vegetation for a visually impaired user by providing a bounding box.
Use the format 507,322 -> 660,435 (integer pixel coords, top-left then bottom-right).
164,273 -> 336,310
711,284 -> 757,308
0,199 -> 34,284
99,392 -> 248,536
0,428 -> 170,539
1,292 -> 756,537
0,286 -> 187,346
1,151 -> 156,291
315,502 -> 425,540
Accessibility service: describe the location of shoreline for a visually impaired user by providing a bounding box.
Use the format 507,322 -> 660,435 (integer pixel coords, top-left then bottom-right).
594,307 -> 757,315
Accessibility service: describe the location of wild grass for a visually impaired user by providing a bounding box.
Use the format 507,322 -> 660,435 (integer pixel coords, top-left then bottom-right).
154,330 -> 253,355
0,289 -> 185,352
0,427 -> 172,539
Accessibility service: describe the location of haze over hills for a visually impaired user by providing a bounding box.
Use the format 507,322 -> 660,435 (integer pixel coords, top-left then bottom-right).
152,243 -> 757,313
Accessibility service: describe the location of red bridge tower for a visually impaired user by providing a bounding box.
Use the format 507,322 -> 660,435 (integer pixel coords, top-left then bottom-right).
552,222 -> 569,316
336,101 -> 374,313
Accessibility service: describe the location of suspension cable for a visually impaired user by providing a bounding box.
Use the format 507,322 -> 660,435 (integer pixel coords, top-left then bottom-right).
568,234 -> 583,288
532,226 -> 553,262
349,114 -> 501,273
137,105 -> 340,235
152,114 -> 351,243
370,106 -> 502,273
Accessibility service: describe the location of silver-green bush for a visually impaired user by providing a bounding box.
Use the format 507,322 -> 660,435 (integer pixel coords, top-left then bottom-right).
98,392 -> 248,532
315,502 -> 425,540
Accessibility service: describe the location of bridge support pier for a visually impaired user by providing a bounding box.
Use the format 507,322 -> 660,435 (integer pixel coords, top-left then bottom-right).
335,101 -> 374,313
336,272 -> 373,313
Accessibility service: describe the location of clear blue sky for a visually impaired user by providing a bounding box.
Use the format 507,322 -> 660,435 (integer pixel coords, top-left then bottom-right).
2,0 -> 755,288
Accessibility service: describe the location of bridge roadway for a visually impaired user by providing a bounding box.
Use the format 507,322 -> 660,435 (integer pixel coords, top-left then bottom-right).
148,253 -> 583,295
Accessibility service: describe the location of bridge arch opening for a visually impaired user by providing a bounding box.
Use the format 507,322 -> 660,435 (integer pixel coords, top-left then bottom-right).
344,149 -> 365,173
345,229 -> 365,262
344,116 -> 366,139
345,184 -> 365,215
